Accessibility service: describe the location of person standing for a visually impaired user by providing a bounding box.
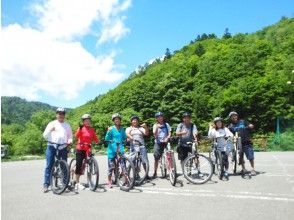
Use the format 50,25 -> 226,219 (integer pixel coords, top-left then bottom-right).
152,112 -> 171,179
176,112 -> 198,169
227,111 -> 256,175
42,107 -> 73,193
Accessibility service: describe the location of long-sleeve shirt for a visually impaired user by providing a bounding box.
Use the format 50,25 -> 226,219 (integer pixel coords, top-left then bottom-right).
105,126 -> 126,159
43,120 -> 73,149
75,126 -> 99,151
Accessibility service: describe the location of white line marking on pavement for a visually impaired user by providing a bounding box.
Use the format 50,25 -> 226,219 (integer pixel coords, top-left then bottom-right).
272,155 -> 294,185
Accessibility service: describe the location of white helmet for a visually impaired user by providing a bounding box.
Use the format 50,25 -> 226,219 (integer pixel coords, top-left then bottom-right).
112,113 -> 122,121
229,111 -> 238,118
56,107 -> 66,113
81,114 -> 91,120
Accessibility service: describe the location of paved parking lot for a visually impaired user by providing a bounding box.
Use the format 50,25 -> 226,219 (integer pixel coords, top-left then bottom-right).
2,152 -> 294,220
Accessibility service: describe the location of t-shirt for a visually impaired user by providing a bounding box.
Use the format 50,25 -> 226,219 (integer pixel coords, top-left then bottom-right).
228,120 -> 252,145
75,126 -> 99,152
176,123 -> 197,146
43,120 -> 73,149
105,126 -> 127,159
126,126 -> 146,146
153,123 -> 171,144
208,127 -> 233,139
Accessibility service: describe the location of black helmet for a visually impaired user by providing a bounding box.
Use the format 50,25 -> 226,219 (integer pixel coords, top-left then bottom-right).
130,115 -> 140,122
182,112 -> 191,118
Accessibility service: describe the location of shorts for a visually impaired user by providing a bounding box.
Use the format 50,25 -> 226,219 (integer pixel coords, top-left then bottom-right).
239,144 -> 254,163
107,157 -> 126,176
75,150 -> 87,175
130,146 -> 149,164
177,145 -> 192,161
153,143 -> 167,160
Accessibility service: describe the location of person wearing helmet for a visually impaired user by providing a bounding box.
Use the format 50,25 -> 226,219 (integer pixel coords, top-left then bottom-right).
42,107 -> 73,193
105,113 -> 127,188
208,117 -> 233,179
152,112 -> 171,179
176,112 -> 198,168
73,114 -> 99,191
126,116 -> 150,180
227,112 -> 256,175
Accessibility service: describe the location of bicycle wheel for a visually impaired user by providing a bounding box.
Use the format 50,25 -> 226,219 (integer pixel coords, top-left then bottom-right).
87,158 -> 99,191
216,151 -> 224,180
168,153 -> 177,186
209,150 -> 216,174
160,156 -> 167,178
51,159 -> 69,194
183,154 -> 213,184
135,156 -> 149,186
118,156 -> 135,191
68,158 -> 76,190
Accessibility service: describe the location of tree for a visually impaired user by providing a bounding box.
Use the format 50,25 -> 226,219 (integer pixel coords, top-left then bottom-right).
164,48 -> 171,59
223,28 -> 232,39
195,44 -> 205,57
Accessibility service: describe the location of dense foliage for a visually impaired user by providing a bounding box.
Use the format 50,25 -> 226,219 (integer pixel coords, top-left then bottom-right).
1,18 -> 293,156
1,96 -> 55,124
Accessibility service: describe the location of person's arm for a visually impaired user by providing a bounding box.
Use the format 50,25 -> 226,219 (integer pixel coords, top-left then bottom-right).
92,129 -> 99,143
141,124 -> 149,136
193,124 -> 198,141
225,127 -> 233,137
175,124 -> 182,137
153,124 -> 158,138
166,123 -> 172,139
105,127 -> 113,142
67,125 -> 73,144
245,120 -> 254,129
43,122 -> 54,140
126,127 -> 133,140
208,126 -> 215,139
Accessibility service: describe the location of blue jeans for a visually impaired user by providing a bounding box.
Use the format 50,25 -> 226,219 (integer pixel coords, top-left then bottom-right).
43,145 -> 68,187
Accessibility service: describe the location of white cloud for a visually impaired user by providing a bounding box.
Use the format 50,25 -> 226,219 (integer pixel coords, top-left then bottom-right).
1,0 -> 132,101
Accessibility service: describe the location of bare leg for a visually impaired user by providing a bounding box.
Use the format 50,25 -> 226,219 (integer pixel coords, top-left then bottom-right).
75,174 -> 80,183
153,160 -> 159,177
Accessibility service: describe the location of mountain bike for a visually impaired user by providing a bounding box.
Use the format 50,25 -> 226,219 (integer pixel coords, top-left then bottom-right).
209,138 -> 230,180
183,141 -> 213,184
231,133 -> 241,174
128,140 -> 149,186
68,143 -> 99,191
108,141 -> 135,191
48,142 -> 70,195
159,140 -> 177,186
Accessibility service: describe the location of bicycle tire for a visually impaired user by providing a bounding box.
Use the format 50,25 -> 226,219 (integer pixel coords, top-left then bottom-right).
135,156 -> 149,186
68,158 -> 76,190
87,157 -> 99,191
118,156 -> 135,191
216,151 -> 224,180
51,159 -> 69,195
168,153 -> 177,186
183,153 -> 213,184
160,156 -> 167,178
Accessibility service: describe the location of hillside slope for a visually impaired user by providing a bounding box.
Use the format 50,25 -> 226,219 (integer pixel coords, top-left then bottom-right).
69,17 -> 294,134
1,96 -> 56,125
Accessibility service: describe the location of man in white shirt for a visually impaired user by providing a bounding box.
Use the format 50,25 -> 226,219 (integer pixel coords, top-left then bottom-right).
42,107 -> 73,193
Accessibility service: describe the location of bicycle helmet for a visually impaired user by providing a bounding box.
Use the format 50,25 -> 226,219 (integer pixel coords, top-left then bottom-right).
81,114 -> 91,120
155,112 -> 164,118
56,107 -> 66,113
182,112 -> 191,118
229,111 -> 238,118
213,117 -> 223,123
130,115 -> 140,122
112,113 -> 122,121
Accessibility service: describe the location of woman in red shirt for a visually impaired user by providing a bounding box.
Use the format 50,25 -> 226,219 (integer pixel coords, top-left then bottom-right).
74,114 -> 99,191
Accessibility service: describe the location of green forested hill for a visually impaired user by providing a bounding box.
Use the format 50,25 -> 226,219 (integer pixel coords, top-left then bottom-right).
68,17 -> 293,134
1,96 -> 56,125
1,17 -> 294,156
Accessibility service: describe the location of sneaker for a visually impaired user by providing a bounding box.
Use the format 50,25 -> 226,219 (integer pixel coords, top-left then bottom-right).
152,173 -> 157,179
224,171 -> 229,179
108,182 -> 113,188
251,170 -> 256,176
75,183 -> 85,192
43,186 -> 49,193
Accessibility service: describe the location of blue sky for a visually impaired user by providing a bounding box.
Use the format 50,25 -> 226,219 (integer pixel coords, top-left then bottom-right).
1,0 -> 293,108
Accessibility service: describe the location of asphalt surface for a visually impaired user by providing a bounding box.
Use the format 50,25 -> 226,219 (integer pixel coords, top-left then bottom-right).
2,152 -> 294,220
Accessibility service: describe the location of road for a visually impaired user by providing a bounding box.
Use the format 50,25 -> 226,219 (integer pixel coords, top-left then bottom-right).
2,152 -> 294,220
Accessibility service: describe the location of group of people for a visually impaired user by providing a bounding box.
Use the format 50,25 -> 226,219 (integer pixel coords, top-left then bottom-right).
42,107 -> 256,193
